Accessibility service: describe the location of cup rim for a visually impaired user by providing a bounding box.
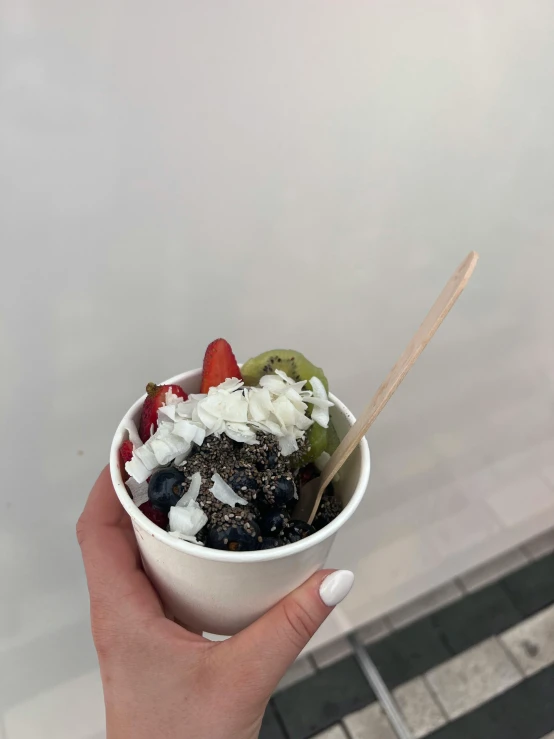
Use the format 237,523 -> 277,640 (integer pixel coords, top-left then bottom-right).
110,367 -> 370,563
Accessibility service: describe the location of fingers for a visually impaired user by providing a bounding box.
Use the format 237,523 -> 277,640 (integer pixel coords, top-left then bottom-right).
222,569 -> 354,695
77,466 -> 163,623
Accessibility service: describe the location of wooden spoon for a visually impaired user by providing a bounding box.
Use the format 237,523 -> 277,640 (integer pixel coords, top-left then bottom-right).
294,251 -> 479,525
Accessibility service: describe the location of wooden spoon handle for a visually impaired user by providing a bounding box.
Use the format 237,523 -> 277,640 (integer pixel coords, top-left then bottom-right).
310,251 -> 479,523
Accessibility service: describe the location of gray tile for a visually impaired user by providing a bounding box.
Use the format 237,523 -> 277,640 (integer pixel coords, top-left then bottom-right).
275,656 -> 315,693
460,548 -> 528,592
312,638 -> 352,670
501,604 -> 554,676
426,638 -> 522,720
501,552 -> 554,618
343,703 -> 397,739
393,677 -> 446,738
388,582 -> 463,629
356,618 -> 390,646
523,528 -> 554,560
260,702 -> 286,739
274,656 -> 374,739
313,726 -> 349,739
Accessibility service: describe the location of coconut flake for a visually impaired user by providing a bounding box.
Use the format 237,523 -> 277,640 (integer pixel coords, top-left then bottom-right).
126,371 -> 326,482
158,403 -> 177,422
209,473 -> 248,507
251,419 -> 284,437
124,421 -> 143,450
165,387 -> 183,406
278,433 -> 298,456
272,395 -> 298,428
174,448 -> 193,466
225,423 -> 258,444
173,419 -> 203,444
259,374 -> 289,395
215,377 -> 244,393
247,387 -> 273,422
177,472 -> 202,506
306,376 -> 333,429
169,500 -> 207,536
150,434 -> 191,466
126,477 -> 149,507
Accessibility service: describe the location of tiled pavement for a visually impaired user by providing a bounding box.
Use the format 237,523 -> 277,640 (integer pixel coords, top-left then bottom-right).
265,537 -> 554,739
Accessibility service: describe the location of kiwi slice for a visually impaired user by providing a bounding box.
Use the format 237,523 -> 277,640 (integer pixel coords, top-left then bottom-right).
241,349 -> 329,392
242,349 -> 330,464
326,419 -> 340,455
302,423 -> 328,464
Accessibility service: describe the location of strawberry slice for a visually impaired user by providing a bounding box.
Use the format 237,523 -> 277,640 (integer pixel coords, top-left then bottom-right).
139,383 -> 188,442
119,439 -> 134,481
200,338 -> 242,393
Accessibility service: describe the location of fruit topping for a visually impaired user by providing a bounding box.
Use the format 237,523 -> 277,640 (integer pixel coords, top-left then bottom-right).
200,338 -> 242,393
302,422 -> 328,465
261,475 -> 297,508
299,463 -> 319,486
313,494 -> 343,531
119,439 -> 134,481
139,383 -> 188,442
281,519 -> 315,544
260,508 -> 290,537
241,349 -> 328,392
148,467 -> 185,512
258,537 -> 281,549
227,469 -> 260,499
123,340 -> 344,551
207,507 -> 261,551
139,501 -> 169,529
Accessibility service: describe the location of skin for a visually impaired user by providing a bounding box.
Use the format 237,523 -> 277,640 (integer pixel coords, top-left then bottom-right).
77,467 -> 340,739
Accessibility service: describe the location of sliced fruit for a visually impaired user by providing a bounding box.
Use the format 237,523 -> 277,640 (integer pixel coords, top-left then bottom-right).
326,420 -> 341,455
200,338 -> 242,393
139,383 -> 188,442
302,422 -> 328,465
241,349 -> 329,392
119,440 -> 134,481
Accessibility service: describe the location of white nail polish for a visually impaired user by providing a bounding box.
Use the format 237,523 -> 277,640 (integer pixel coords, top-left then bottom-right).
319,570 -> 355,607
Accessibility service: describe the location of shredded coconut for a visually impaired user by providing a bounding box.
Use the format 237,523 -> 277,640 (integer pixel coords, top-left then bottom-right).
209,473 -> 248,507
126,371 -> 333,482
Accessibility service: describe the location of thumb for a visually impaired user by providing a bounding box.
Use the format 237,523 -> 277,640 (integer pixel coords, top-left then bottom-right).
223,569 -> 354,694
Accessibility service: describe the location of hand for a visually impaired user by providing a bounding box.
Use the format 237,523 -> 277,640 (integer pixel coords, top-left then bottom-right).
77,468 -> 355,739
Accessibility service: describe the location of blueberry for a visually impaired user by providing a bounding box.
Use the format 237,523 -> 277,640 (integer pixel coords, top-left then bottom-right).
261,508 -> 290,537
148,467 -> 185,512
258,537 -> 281,550
281,519 -> 315,544
227,469 -> 260,500
207,521 -> 261,552
262,476 -> 297,507
256,450 -> 279,471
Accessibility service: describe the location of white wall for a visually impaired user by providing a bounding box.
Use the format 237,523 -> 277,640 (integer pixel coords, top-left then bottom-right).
1,0 -> 554,728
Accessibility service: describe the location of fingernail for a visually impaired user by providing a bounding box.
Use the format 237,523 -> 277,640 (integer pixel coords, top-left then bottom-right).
319,570 -> 355,607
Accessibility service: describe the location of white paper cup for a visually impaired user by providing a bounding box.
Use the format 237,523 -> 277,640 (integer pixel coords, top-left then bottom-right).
110,367 -> 370,635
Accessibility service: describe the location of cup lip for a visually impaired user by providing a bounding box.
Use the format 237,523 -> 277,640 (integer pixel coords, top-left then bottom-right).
110,366 -> 370,564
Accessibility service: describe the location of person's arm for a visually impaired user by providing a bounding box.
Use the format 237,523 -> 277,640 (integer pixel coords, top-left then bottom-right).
77,467 -> 354,739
